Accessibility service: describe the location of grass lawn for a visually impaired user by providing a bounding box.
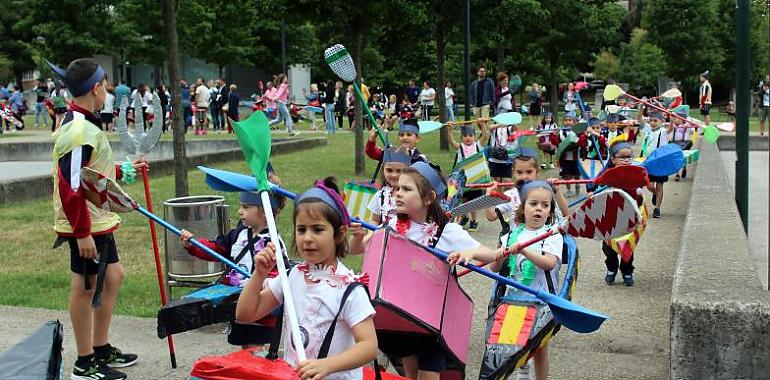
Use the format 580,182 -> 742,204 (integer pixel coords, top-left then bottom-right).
0,120 -> 463,317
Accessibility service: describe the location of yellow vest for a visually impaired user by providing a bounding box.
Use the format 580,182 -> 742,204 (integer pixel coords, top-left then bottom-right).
52,115 -> 121,235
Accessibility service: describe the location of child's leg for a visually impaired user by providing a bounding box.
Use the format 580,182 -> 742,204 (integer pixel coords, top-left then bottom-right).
470,211 -> 477,222
401,355 -> 419,379
92,263 -> 125,347
619,255 -> 635,276
533,345 -> 549,380
655,182 -> 664,208
417,370 -> 440,380
70,273 -> 97,355
603,243 -> 619,274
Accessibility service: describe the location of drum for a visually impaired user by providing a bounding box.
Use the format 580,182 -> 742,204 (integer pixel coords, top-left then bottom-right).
343,180 -> 380,223
454,151 -> 492,185
683,149 -> 700,165
479,235 -> 580,380
578,158 -> 607,180
363,228 -> 473,378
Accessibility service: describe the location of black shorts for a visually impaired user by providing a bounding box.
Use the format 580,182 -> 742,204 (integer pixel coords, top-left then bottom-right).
648,174 -> 669,183
227,321 -> 278,346
488,161 -> 512,179
378,332 -> 447,372
700,104 -> 710,115
529,103 -> 541,116
65,233 -> 120,275
100,113 -> 113,124
559,160 -> 580,177
54,107 -> 67,115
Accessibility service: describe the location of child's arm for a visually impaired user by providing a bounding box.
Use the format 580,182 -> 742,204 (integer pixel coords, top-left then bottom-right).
364,128 -> 384,160
445,126 -> 460,150
446,245 -> 499,266
298,316 -> 378,380
235,243 -> 281,322
479,123 -> 490,144
484,184 -> 503,221
347,224 -> 373,255
179,229 -> 228,261
549,179 -> 570,216
518,243 -> 559,271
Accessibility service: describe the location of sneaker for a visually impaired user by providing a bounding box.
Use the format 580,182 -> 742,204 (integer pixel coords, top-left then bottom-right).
604,271 -> 616,285
468,220 -> 479,232
674,174 -> 680,181
458,216 -> 469,227
623,274 -> 634,286
652,208 -> 661,218
72,357 -> 126,380
96,345 -> 138,368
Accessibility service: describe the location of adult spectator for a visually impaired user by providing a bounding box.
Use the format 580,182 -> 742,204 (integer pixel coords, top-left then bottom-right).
699,70 -> 712,126
494,72 -> 515,115
757,74 -> 769,136
405,79 -> 420,105
131,83 -> 152,126
180,79 -> 192,130
156,84 -> 170,132
114,79 -> 131,112
444,80 -> 456,122
323,79 -> 337,134
268,74 -> 296,135
334,80 -> 345,129
194,78 -> 210,133
208,79 -> 221,131
469,65 -> 494,123
100,83 -> 115,131
528,83 -> 543,128
35,79 -> 49,129
8,85 -> 25,130
226,83 -> 240,134
418,81 -> 436,121
563,82 -> 578,114
216,78 -> 229,131
51,80 -> 69,132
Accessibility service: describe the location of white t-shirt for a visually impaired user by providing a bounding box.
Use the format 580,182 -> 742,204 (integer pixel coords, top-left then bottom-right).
445,88 -> 455,107
497,87 -> 512,113
496,188 -> 521,218
419,88 -> 436,106
510,225 -> 563,293
267,260 -> 374,380
367,186 -> 396,223
387,219 -> 480,252
642,125 -> 669,156
101,93 -> 115,114
195,85 -> 210,108
670,125 -> 694,143
227,228 -> 286,287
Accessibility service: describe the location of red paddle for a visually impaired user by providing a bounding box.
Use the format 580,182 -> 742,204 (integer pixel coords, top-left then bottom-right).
466,166 -> 649,194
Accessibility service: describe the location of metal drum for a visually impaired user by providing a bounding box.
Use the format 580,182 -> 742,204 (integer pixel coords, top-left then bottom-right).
163,196 -> 230,289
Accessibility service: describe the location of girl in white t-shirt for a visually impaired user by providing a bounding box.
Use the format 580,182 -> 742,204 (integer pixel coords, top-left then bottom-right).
367,148 -> 410,225
236,178 -> 377,380
448,180 -> 563,380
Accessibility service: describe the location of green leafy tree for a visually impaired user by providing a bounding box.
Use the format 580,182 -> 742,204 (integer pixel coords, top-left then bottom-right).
1,1 -> 36,84
618,28 -> 666,89
591,50 -> 620,81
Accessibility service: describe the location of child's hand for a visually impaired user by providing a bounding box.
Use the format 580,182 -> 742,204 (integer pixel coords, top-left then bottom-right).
132,159 -> 149,172
546,178 -> 560,193
368,127 -> 377,141
349,222 -> 366,241
180,229 -> 194,248
494,247 -> 509,262
485,182 -> 499,196
298,358 -> 333,380
254,242 -> 277,278
447,251 -> 474,266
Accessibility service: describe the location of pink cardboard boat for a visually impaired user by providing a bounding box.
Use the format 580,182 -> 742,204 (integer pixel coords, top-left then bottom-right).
363,228 -> 473,379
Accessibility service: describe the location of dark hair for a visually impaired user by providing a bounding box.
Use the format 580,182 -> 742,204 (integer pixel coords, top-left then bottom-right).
477,65 -> 486,71
292,176 -> 347,258
66,58 -> 100,84
514,185 -> 556,225
497,72 -> 509,82
275,74 -> 287,87
513,155 -> 539,171
397,168 -> 449,227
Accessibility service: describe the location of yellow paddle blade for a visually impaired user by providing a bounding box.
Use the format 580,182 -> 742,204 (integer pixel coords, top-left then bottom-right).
661,88 -> 682,98
603,85 -> 624,101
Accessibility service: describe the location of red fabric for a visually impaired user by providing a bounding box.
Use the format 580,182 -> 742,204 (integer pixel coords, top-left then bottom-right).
669,96 -> 682,109
364,139 -> 383,161
184,238 -> 226,261
577,134 -> 607,159
57,164 -> 92,238
190,348 -> 299,379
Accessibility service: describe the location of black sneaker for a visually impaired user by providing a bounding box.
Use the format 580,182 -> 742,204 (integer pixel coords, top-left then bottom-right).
652,208 -> 661,218
458,216 -> 469,227
604,272 -> 616,285
96,345 -> 138,368
623,274 -> 635,286
468,220 -> 479,232
72,357 -> 127,380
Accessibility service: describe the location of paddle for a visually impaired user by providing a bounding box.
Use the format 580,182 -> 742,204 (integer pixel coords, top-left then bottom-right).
466,166 -> 649,193
418,112 -> 523,134
603,84 -> 720,142
448,191 -> 511,218
325,44 -> 388,147
457,189 -> 642,280
230,111 -> 307,362
633,143 -> 685,177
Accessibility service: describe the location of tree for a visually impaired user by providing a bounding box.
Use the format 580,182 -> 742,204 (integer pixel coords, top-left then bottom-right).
162,0 -> 188,197
591,50 -> 620,81
1,1 -> 36,84
618,28 -> 666,90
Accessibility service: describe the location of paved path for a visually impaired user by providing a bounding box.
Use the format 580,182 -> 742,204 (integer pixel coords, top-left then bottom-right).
0,161 -> 51,181
0,170 -> 692,379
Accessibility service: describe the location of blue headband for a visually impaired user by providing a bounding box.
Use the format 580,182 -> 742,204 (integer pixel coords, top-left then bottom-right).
399,121 -> 420,135
411,161 -> 447,199
564,111 -> 578,120
611,142 -> 633,156
47,61 -> 105,98
296,181 -> 351,226
515,147 -> 539,164
588,117 -> 601,126
460,126 -> 475,136
520,180 -> 554,200
650,112 -> 665,121
239,191 -> 282,209
383,148 -> 411,165
607,113 -> 620,123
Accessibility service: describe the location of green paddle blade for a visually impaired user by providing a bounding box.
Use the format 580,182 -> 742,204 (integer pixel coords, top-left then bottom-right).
492,112 -> 522,125
231,111 -> 272,191
572,122 -> 588,134
556,134 -> 579,160
673,104 -> 690,117
704,125 -> 720,143
603,85 -> 623,101
418,120 -> 444,134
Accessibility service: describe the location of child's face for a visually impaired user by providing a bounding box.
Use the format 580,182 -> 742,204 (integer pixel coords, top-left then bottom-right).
461,133 -> 475,145
523,188 -> 552,229
93,79 -> 108,110
238,203 -> 267,229
383,162 -> 406,188
608,122 -> 617,131
611,148 -> 634,167
395,174 -> 432,216
294,206 -> 340,266
513,159 -> 540,182
650,117 -> 662,130
544,115 -> 553,124
618,98 -> 627,106
398,132 -> 420,149
564,118 -> 576,127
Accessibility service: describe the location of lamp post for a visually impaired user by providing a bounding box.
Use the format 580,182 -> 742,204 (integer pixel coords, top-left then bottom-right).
463,0 -> 470,121
735,0 -> 749,232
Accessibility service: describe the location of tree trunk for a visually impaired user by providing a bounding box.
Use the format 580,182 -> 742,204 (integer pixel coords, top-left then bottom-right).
353,34 -> 365,175
436,23 -> 449,151
496,40 -> 505,72
162,0 -> 188,197
549,63 -> 559,119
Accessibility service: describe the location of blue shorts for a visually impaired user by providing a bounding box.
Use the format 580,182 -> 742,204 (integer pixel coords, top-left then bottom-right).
378,332 -> 447,372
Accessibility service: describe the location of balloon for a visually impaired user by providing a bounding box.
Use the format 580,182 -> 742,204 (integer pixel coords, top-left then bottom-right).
603,85 -> 623,101
704,125 -> 720,143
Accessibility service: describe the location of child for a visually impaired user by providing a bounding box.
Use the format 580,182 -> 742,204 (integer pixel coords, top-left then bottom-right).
485,148 -> 569,248
367,148 -> 411,225
448,180 -> 563,380
557,111 -> 581,197
236,178 -> 378,380
179,191 -> 287,349
639,111 -> 669,218
350,162 -> 494,380
365,119 -> 429,164
668,108 -> 694,181
601,113 -> 623,141
50,58 -> 143,380
578,117 -> 608,160
448,125 -> 490,231
537,112 -> 558,169
601,141 -> 643,286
